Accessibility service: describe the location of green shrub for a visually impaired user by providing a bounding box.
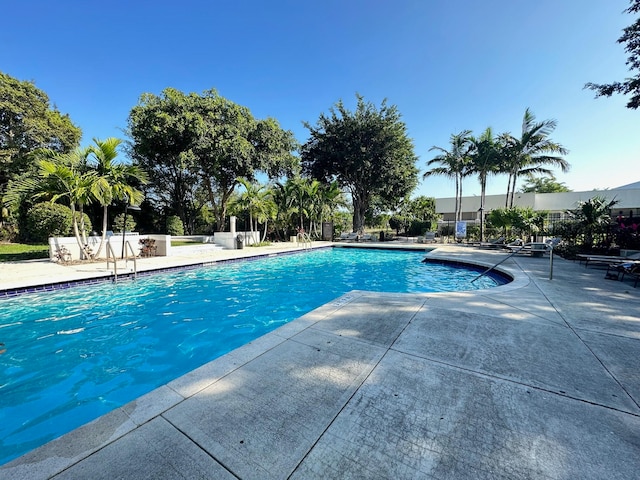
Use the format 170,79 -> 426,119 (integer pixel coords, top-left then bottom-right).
113,213 -> 136,233
24,202 -> 73,243
166,215 -> 184,236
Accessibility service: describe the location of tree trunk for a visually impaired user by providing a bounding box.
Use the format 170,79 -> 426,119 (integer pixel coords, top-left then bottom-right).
458,180 -> 464,222
93,205 -> 108,258
352,191 -> 367,233
70,204 -> 91,260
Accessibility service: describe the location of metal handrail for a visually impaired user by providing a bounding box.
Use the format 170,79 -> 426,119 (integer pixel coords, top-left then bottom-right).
297,232 -> 312,249
470,243 -> 554,283
106,240 -> 138,283
470,245 -> 527,283
124,241 -> 138,280
106,242 -> 118,282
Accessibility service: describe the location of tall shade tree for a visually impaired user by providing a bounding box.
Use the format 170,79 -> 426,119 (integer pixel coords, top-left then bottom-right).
424,130 -> 473,222
301,95 -> 418,232
127,88 -> 298,233
585,1 -> 640,109
0,72 -> 81,223
89,137 -> 148,257
502,108 -> 569,208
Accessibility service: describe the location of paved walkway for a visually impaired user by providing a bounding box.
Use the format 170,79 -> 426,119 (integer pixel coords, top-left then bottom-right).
1,244 -> 639,479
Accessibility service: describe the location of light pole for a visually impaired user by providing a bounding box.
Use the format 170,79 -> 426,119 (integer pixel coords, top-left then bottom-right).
121,202 -> 141,259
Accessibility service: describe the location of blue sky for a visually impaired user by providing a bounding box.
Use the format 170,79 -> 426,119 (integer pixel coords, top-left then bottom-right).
2,0 -> 638,199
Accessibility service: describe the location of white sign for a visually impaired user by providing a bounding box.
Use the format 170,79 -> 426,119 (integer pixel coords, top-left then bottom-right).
455,221 -> 467,238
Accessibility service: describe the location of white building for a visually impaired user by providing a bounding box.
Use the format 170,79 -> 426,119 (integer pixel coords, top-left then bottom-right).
434,181 -> 640,231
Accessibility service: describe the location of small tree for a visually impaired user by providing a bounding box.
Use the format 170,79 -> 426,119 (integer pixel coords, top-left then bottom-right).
112,213 -> 137,233
565,196 -> 618,250
166,215 -> 184,236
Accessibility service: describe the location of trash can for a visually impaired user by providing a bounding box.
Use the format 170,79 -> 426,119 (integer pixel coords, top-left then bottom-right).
236,234 -> 244,249
379,231 -> 385,242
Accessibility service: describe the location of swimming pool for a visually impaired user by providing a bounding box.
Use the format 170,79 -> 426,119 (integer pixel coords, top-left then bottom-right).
0,247 -> 508,464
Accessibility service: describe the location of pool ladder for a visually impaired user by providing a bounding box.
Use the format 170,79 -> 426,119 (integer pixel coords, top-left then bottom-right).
106,241 -> 138,283
297,232 -> 312,249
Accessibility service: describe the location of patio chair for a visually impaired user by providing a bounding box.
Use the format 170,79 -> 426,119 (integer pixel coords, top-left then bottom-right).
477,236 -> 505,249
619,262 -> 640,287
503,240 -> 550,257
605,262 -> 640,287
577,251 -> 640,268
338,232 -> 358,242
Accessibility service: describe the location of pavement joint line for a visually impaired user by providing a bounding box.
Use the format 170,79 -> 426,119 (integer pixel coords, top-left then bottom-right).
518,259 -> 640,411
286,300 -> 428,479
389,346 -> 640,418
161,415 -> 242,480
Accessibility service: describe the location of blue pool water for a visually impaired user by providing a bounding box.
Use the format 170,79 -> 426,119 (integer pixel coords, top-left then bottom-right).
0,247 -> 507,464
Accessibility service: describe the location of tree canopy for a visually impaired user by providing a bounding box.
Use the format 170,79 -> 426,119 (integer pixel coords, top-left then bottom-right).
424,130 -> 473,223
426,109 -> 568,218
518,174 -> 571,193
585,0 -> 640,109
127,88 -> 298,233
0,71 -> 81,222
301,95 -> 418,232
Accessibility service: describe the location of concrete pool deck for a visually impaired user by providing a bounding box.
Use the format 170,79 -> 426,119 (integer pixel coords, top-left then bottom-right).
1,242 -> 639,479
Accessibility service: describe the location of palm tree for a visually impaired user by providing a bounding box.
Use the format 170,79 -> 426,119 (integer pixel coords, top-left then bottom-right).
89,138 -> 147,257
567,196 -> 618,250
317,180 -> 346,234
273,180 -> 299,240
254,188 -> 277,242
32,148 -> 100,258
237,177 -> 278,242
503,109 -> 569,207
424,130 -> 473,222
469,128 -> 502,241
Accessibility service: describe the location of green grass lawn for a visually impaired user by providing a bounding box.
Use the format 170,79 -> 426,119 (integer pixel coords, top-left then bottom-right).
171,240 -> 201,247
0,243 -> 50,262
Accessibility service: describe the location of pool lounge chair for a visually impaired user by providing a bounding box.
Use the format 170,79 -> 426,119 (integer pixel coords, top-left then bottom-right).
477,236 -> 505,249
504,242 -> 549,257
338,232 -> 358,242
605,262 -> 640,287
577,251 -> 640,268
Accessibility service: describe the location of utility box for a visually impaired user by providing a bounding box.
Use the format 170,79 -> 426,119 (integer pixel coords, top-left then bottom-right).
322,222 -> 333,241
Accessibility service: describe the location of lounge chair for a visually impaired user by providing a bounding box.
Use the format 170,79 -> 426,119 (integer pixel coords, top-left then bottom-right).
577,252 -> 640,268
477,236 -> 505,249
504,241 -> 549,257
605,262 -> 640,287
424,232 -> 436,243
338,232 -> 359,242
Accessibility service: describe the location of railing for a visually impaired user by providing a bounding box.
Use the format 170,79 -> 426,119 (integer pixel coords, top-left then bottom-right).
106,241 -> 138,283
471,244 -> 555,283
106,242 -> 118,282
124,241 -> 138,280
297,232 -> 312,249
